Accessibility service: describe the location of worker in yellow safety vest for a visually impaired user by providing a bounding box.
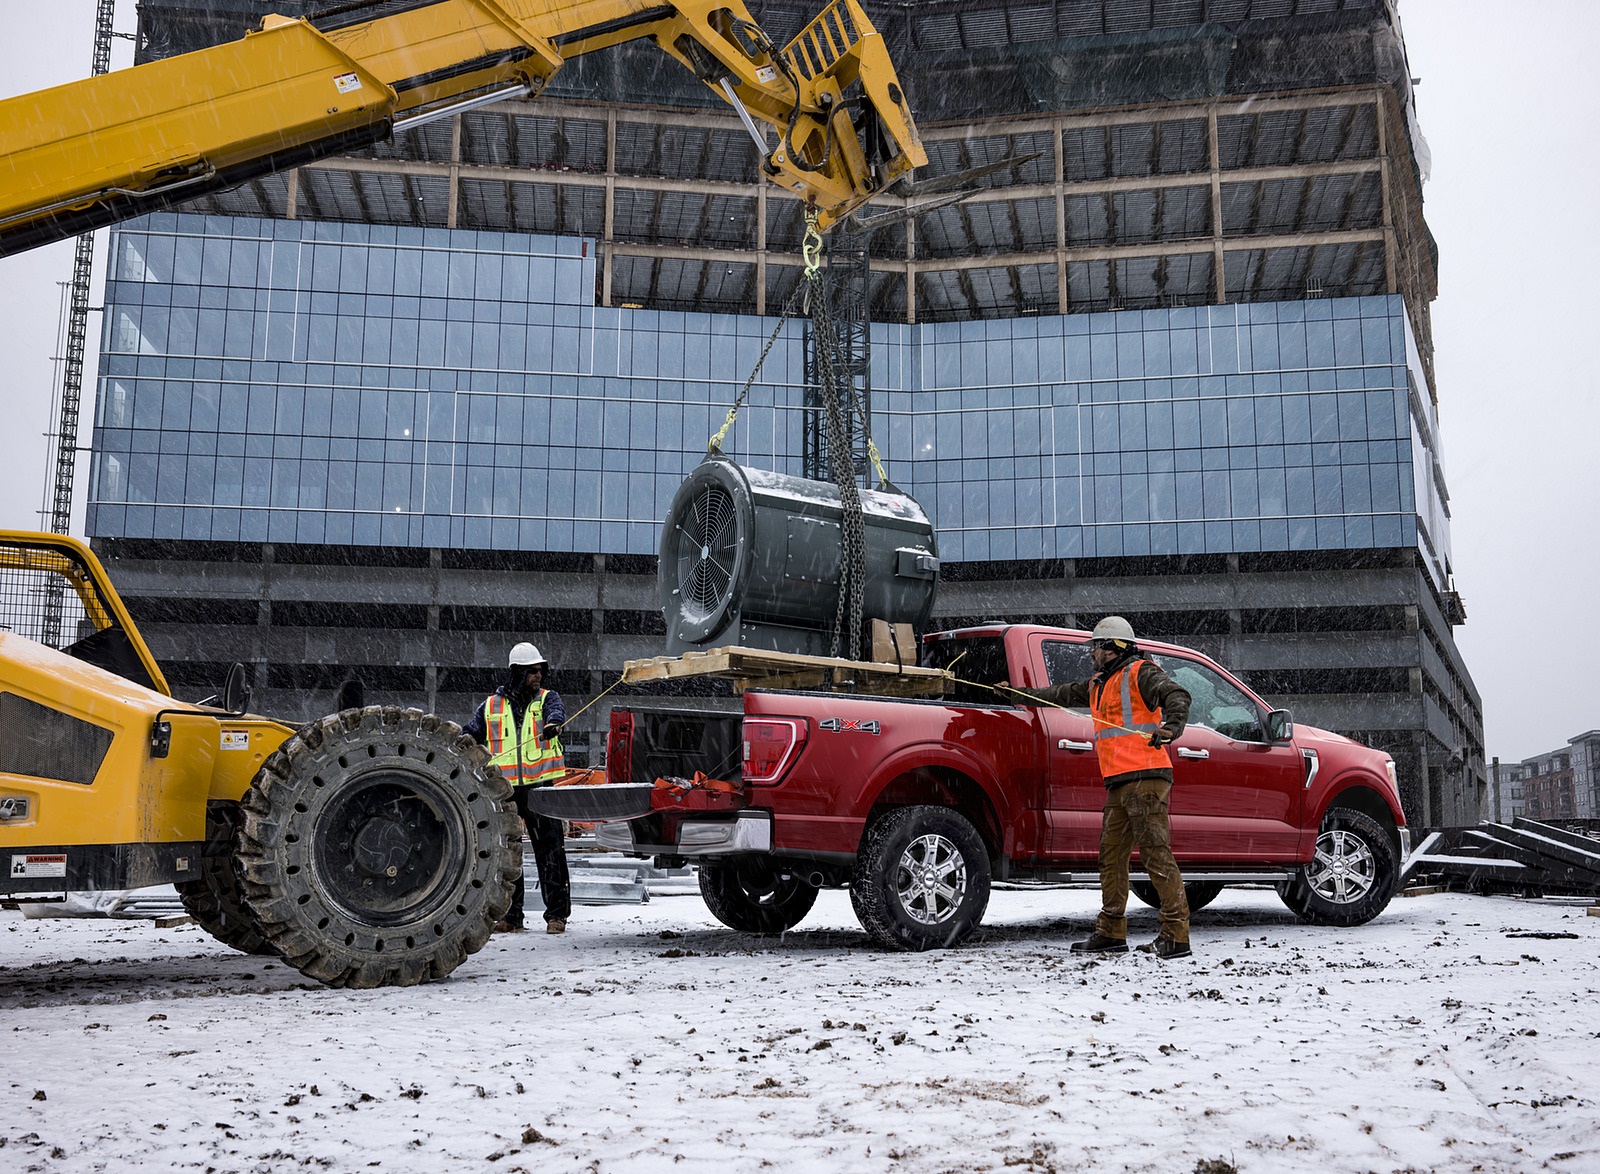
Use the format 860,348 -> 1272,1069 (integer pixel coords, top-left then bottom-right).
465,642 -> 571,934
998,616 -> 1195,959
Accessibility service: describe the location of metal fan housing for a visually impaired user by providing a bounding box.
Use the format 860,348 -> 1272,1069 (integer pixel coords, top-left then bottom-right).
659,455 -> 939,655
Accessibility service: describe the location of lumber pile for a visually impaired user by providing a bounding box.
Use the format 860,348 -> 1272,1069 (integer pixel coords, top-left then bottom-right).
1401,818 -> 1600,897
620,645 -> 950,697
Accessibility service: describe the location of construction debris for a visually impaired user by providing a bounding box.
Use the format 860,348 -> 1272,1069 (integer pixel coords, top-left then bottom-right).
1401,818 -> 1600,897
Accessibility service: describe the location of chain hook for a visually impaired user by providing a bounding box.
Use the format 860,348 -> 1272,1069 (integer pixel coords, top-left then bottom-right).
802,206 -> 824,279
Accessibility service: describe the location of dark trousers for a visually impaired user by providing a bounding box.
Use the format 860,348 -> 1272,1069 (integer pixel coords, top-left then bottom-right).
1095,777 -> 1190,944
506,786 -> 572,926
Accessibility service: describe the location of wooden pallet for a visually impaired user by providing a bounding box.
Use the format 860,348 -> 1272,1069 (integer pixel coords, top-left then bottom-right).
621,646 -> 951,697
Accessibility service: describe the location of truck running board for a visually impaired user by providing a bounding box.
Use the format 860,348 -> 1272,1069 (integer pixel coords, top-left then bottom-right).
1010,870 -> 1298,887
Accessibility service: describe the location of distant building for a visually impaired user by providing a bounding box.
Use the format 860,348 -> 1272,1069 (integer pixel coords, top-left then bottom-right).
84,0 -> 1483,827
1488,758 -> 1526,824
1573,731 -> 1600,820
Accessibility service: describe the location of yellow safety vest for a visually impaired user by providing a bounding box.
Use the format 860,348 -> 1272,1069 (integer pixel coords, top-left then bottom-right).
483,690 -> 563,786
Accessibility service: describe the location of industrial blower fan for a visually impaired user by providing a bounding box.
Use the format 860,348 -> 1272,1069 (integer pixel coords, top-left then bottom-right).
659,454 -> 939,656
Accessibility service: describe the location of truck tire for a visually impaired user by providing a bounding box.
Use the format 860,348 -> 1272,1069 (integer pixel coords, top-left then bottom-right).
1130,879 -> 1224,913
850,805 -> 991,951
235,706 -> 523,989
176,803 -> 277,957
698,860 -> 818,933
1276,807 -> 1399,927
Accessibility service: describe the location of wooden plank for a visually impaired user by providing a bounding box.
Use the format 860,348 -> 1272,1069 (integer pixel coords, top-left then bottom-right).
622,645 -> 950,697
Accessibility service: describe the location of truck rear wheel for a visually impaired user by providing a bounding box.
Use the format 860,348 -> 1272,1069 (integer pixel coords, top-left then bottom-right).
851,805 -> 991,951
235,706 -> 522,988
1130,879 -> 1224,913
1276,806 -> 1399,927
176,803 -> 277,957
698,860 -> 818,933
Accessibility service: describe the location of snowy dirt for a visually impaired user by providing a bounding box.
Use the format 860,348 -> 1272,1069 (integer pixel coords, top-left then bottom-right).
1,886 -> 1596,1174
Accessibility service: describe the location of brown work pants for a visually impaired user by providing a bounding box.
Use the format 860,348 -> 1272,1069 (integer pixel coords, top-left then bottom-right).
1094,778 -> 1190,945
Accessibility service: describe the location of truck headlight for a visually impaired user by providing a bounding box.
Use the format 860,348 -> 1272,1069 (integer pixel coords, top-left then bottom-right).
1385,759 -> 1398,789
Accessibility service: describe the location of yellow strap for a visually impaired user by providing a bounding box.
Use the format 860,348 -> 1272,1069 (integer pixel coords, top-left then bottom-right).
867,437 -> 888,487
708,405 -> 739,454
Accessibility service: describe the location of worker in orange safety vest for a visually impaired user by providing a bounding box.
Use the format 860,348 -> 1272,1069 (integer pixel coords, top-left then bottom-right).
998,615 -> 1195,959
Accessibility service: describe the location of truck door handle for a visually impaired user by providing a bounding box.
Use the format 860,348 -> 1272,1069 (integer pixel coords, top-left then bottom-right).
1176,748 -> 1209,760
1057,739 -> 1094,752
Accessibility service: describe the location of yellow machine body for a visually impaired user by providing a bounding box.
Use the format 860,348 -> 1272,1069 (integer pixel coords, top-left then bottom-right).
0,532 -> 293,895
0,0 -> 924,254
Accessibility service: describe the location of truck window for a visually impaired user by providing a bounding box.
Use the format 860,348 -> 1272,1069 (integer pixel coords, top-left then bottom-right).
1161,658 -> 1266,743
1041,640 -> 1093,688
924,636 -> 1007,705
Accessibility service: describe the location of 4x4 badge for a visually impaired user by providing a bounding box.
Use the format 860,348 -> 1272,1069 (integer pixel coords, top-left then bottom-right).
820,718 -> 881,734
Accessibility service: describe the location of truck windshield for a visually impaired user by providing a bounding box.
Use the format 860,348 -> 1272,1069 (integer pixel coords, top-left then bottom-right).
923,635 -> 1008,705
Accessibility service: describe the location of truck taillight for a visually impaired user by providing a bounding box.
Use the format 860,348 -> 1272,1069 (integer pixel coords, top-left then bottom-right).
742,718 -> 807,783
607,710 -> 634,784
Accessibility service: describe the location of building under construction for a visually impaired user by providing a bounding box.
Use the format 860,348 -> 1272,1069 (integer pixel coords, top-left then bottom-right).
84,0 -> 1484,826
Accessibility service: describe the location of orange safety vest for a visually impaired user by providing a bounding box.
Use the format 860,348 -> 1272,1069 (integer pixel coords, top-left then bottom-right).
483,690 -> 564,786
1088,658 -> 1173,779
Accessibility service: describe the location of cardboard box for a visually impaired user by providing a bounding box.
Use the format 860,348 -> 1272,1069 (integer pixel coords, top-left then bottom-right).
870,619 -> 917,666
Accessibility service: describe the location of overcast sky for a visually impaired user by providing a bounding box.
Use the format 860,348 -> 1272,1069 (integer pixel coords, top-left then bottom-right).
1,2 -> 1595,764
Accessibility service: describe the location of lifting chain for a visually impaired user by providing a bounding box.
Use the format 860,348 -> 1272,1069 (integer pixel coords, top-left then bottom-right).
707,215 -> 824,455
797,210 -> 869,662
707,206 -> 889,663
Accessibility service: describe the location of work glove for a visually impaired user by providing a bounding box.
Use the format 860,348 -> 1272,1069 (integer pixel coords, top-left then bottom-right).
990,682 -> 1012,698
543,722 -> 564,741
1147,728 -> 1175,749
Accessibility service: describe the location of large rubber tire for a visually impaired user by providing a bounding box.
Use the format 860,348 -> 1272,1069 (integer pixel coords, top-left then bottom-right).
176,803 -> 278,957
1130,879 -> 1225,913
698,860 -> 819,933
235,706 -> 522,989
1277,807 -> 1399,927
850,805 -> 991,951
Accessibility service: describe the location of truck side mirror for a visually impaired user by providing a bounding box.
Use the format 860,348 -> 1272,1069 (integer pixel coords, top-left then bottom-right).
222,662 -> 251,715
1266,708 -> 1293,742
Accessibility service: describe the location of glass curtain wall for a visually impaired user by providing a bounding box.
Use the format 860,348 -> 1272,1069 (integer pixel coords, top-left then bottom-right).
91,213 -> 1451,585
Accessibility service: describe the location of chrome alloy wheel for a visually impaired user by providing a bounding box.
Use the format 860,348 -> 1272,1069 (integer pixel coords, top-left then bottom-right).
894,833 -> 968,925
1306,827 -> 1377,905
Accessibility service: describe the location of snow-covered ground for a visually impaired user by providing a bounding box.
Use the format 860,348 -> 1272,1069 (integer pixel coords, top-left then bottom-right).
1,885 -> 1595,1174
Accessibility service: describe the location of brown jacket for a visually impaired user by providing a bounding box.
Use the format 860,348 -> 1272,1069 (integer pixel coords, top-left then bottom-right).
1009,650 -> 1191,789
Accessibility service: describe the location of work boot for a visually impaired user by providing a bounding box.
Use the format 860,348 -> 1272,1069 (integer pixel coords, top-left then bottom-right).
545,918 -> 567,935
1069,933 -> 1129,955
1137,937 -> 1192,960
493,920 -> 525,934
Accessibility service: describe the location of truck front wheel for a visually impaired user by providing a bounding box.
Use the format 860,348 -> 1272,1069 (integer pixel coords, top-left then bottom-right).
851,806 -> 991,951
235,706 -> 522,988
698,860 -> 818,933
1276,806 -> 1399,927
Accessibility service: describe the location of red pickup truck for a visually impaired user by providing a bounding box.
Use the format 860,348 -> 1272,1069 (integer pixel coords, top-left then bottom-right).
543,624 -> 1409,950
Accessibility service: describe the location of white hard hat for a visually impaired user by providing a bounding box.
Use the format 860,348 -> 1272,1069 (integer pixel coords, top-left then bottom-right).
1090,616 -> 1136,644
508,642 -> 547,667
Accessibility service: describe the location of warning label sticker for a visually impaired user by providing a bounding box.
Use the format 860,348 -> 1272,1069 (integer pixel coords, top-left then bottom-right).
10,854 -> 67,879
334,71 -> 362,94
221,730 -> 250,751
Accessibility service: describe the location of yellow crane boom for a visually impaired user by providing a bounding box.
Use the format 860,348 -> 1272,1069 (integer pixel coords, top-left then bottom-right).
0,0 -> 925,256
